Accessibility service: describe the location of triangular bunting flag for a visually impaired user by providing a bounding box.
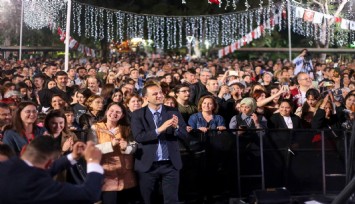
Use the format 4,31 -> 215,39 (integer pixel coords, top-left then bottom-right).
303,10 -> 315,22
341,19 -> 350,30
218,49 -> 224,58
224,46 -> 230,55
231,42 -> 237,52
312,12 -> 324,24
295,7 -> 305,18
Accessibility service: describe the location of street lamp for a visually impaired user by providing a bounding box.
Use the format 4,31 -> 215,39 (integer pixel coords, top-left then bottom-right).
186,36 -> 194,58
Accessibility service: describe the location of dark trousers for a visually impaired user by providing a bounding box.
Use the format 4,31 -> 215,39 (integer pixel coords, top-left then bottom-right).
101,187 -> 140,204
138,161 -> 180,204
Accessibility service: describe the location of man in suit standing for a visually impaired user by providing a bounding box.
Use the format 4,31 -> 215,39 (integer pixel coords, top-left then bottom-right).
131,83 -> 188,204
0,136 -> 104,204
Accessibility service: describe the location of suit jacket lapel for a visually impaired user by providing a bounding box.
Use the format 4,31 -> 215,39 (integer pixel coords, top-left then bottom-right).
161,105 -> 170,124
144,106 -> 157,129
291,115 -> 298,128
279,114 -> 288,128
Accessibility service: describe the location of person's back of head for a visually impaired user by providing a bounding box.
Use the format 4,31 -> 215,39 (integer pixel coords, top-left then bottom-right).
0,143 -> 15,162
21,136 -> 60,167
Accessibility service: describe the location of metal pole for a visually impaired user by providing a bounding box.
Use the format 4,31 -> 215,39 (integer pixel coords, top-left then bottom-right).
287,0 -> 292,62
19,0 -> 24,61
64,0 -> 72,72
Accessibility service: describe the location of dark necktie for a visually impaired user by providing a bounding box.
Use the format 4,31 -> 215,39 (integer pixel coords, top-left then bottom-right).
154,112 -> 169,160
154,112 -> 162,127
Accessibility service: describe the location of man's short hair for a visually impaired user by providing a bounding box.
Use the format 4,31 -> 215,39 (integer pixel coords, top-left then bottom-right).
55,71 -> 68,78
142,83 -> 160,97
77,67 -> 86,73
0,144 -> 15,159
173,84 -> 190,94
0,102 -> 10,110
186,68 -> 196,75
22,136 -> 60,164
33,74 -> 46,80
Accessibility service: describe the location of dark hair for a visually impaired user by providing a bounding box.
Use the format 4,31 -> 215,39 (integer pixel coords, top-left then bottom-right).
33,74 -> 46,80
306,88 -> 320,100
142,83 -> 160,97
55,71 -> 68,79
101,84 -> 115,99
279,99 -> 294,110
63,106 -> 74,114
44,109 -> 69,135
12,101 -> 38,135
76,67 -> 86,73
0,102 -> 10,110
77,88 -> 92,99
164,96 -> 178,107
44,79 -> 56,89
344,93 -> 355,105
0,143 -> 15,159
100,102 -> 132,140
22,136 -> 60,164
173,84 -> 190,95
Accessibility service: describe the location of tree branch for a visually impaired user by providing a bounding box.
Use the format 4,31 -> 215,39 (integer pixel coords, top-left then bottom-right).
328,0 -> 348,25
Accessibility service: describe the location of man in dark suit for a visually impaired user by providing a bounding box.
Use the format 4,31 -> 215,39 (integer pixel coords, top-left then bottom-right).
131,83 -> 188,204
0,136 -> 104,204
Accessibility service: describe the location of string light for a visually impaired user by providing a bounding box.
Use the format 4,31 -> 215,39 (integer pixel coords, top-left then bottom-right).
26,0 -> 354,50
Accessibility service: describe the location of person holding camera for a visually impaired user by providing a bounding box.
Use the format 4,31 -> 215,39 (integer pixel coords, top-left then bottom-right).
293,49 -> 314,78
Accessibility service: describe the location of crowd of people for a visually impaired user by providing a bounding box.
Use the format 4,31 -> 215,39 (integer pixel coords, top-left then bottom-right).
0,49 -> 355,203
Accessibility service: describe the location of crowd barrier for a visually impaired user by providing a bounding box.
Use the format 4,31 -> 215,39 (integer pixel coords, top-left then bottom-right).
178,128 -> 351,200
73,128 -> 352,201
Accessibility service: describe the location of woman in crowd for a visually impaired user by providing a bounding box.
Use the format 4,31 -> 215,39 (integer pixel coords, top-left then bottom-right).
88,102 -> 138,204
79,95 -> 104,141
101,84 -> 115,107
49,94 -> 68,111
124,93 -> 143,122
163,95 -> 178,107
295,88 -> 321,128
44,109 -> 77,154
45,79 -> 57,90
335,92 -> 355,127
269,99 -> 302,130
188,95 -> 226,133
3,101 -> 47,155
111,89 -> 124,104
229,97 -> 267,131
72,88 -> 92,123
265,85 -> 283,114
63,107 -> 81,132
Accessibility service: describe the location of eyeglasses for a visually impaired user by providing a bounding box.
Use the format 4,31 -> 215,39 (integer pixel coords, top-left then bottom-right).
179,90 -> 190,93
23,110 -> 38,115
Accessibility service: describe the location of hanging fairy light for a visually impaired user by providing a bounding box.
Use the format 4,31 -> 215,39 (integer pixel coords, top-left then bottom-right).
24,0 -> 66,29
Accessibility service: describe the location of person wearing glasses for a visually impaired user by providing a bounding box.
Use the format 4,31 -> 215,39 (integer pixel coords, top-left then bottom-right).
2,101 -> 47,155
290,72 -> 313,108
173,84 -> 197,126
